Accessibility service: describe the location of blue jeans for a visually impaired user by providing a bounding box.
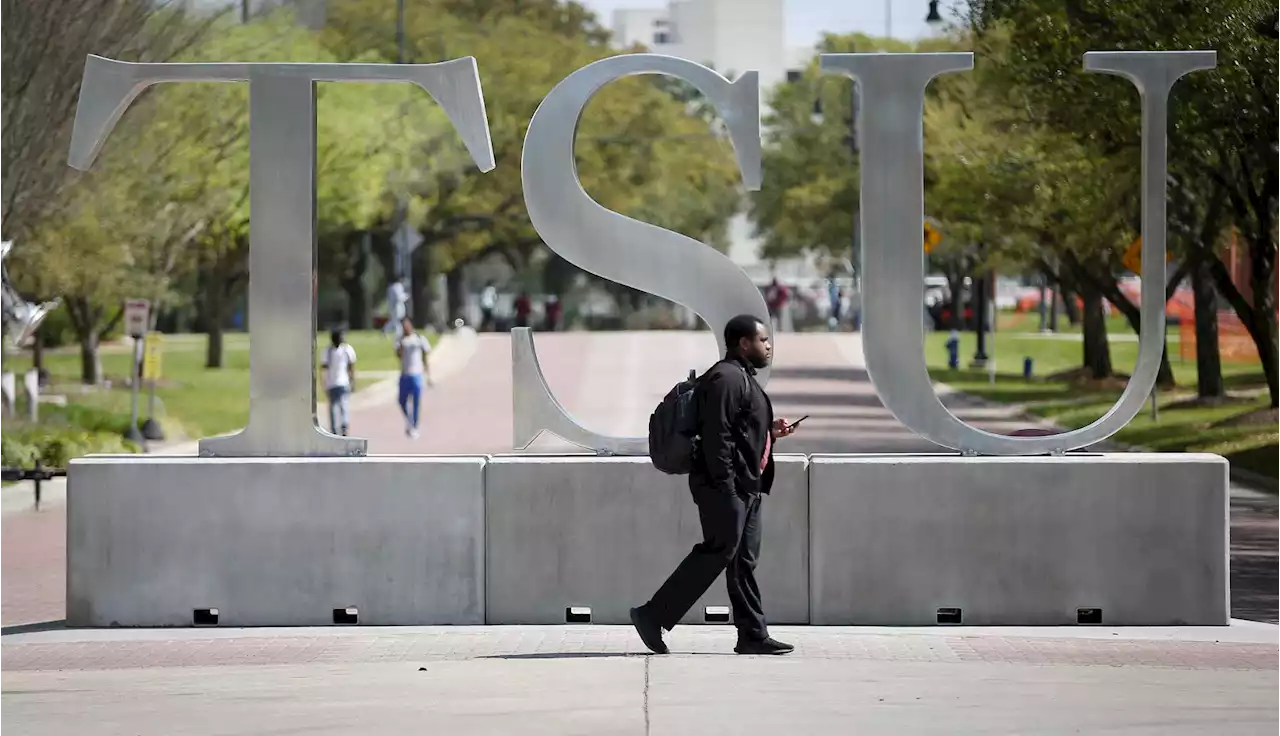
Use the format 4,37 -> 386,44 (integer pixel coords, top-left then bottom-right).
398,374 -> 424,428
326,386 -> 350,435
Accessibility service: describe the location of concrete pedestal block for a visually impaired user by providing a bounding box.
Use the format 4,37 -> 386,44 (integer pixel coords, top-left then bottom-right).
485,455 -> 809,625
808,453 -> 1229,626
67,455 -> 487,627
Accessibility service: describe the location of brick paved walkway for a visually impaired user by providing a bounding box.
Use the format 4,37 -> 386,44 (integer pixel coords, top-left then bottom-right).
3,625 -> 1277,672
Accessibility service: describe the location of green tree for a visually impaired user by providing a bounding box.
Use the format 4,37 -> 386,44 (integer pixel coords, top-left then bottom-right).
967,0 -> 1279,405
322,0 -> 743,324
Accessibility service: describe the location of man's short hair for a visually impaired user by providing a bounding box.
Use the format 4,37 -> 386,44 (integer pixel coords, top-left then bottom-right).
724,314 -> 765,354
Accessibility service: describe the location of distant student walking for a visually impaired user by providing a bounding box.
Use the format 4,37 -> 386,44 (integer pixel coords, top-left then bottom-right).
320,329 -> 357,436
395,317 -> 433,438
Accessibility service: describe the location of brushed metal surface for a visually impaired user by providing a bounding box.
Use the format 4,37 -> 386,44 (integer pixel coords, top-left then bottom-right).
515,54 -> 768,453
68,55 -> 494,456
821,51 -> 1215,455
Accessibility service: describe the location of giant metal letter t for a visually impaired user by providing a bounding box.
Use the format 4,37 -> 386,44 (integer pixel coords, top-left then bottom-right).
68,56 -> 494,457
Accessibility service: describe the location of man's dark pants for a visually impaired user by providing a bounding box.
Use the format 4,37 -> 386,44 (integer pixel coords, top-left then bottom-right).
641,483 -> 767,641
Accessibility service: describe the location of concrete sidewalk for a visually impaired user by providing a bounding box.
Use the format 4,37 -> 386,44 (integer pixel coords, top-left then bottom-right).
3,623 -> 1276,735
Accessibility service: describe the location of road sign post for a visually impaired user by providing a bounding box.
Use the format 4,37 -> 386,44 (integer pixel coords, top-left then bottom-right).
391,222 -> 423,321
122,299 -> 150,446
141,333 -> 165,441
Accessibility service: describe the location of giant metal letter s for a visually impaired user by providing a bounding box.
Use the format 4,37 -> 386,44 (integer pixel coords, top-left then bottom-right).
821,51 -> 1215,456
513,54 -> 768,454
68,56 -> 495,457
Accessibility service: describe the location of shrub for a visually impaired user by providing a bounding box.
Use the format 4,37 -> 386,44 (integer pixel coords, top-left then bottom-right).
1,435 -> 39,468
3,427 -> 140,468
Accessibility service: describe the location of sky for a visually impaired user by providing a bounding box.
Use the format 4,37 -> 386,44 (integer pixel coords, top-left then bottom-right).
581,0 -> 956,48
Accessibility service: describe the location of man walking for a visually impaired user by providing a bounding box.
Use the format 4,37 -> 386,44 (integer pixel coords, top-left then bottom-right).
320,328 -> 356,436
631,314 -> 798,655
394,317 -> 433,438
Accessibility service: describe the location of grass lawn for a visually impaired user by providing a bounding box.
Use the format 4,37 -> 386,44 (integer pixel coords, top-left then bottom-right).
923,322 -> 1277,482
4,329 -> 433,440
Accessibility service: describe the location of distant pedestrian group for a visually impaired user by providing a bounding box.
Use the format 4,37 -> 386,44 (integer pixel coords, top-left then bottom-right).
321,316 -> 434,440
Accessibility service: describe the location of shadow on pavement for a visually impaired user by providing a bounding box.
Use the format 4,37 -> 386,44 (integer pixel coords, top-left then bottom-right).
2,619 -> 66,636
770,367 -> 872,383
767,392 -> 889,410
1230,494 -> 1278,623
478,652 -> 645,660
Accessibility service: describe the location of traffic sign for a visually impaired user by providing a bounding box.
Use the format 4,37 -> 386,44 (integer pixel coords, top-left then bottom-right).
1121,236 -> 1172,273
1121,237 -> 1141,272
143,334 -> 164,381
392,222 -> 424,254
123,299 -> 150,338
923,222 -> 942,254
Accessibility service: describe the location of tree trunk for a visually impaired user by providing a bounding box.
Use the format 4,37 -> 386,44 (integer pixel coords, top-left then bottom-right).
204,281 -> 226,369
1080,281 -> 1112,379
340,233 -> 370,330
343,277 -> 369,330
946,270 -> 965,330
1190,257 -> 1224,400
206,320 -> 225,369
64,297 -> 103,385
31,331 -> 45,375
410,243 -> 436,329
79,331 -> 102,386
1061,285 -> 1081,326
1247,228 -> 1278,407
446,268 -> 465,325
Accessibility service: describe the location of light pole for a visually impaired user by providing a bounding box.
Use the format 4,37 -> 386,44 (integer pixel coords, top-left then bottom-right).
926,1 -> 943,25
812,75 -> 860,307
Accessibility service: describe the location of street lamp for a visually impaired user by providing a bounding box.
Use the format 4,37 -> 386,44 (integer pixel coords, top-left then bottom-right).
926,1 -> 944,25
812,81 -> 862,313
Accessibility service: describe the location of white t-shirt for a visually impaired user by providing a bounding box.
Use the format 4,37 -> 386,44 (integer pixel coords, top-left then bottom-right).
387,282 -> 407,319
322,343 -> 357,389
396,334 -> 431,376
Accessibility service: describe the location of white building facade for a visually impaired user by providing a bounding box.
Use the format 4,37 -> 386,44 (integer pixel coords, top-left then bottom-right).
611,0 -> 823,297
611,0 -> 814,102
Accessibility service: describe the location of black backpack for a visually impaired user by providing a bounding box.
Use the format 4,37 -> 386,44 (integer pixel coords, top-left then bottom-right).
648,369 -> 701,475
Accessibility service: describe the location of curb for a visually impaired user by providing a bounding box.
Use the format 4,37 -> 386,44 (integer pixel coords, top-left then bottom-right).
1231,466 -> 1278,495
934,380 -> 1274,492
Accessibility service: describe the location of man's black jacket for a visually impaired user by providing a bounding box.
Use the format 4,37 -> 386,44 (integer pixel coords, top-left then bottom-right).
691,356 -> 775,496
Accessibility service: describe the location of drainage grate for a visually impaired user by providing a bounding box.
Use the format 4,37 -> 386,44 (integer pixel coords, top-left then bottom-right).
1077,607 -> 1103,625
193,608 -> 219,626
936,607 -> 962,625
565,606 -> 592,624
333,607 -> 359,625
704,606 -> 730,623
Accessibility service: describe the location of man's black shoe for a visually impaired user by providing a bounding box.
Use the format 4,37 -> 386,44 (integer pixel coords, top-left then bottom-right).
734,637 -> 794,655
630,607 -> 668,654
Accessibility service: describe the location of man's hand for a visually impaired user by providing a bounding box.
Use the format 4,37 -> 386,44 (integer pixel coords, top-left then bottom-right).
771,417 -> 797,440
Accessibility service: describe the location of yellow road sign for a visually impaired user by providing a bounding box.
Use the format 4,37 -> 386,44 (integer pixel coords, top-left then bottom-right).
1121,236 -> 1172,273
142,334 -> 163,381
923,222 -> 942,254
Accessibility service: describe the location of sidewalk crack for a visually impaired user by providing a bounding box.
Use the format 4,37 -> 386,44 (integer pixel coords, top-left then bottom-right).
643,655 -> 651,736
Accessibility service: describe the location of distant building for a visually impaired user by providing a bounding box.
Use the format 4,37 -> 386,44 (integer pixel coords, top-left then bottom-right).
610,0 -> 814,101
611,0 -> 820,286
